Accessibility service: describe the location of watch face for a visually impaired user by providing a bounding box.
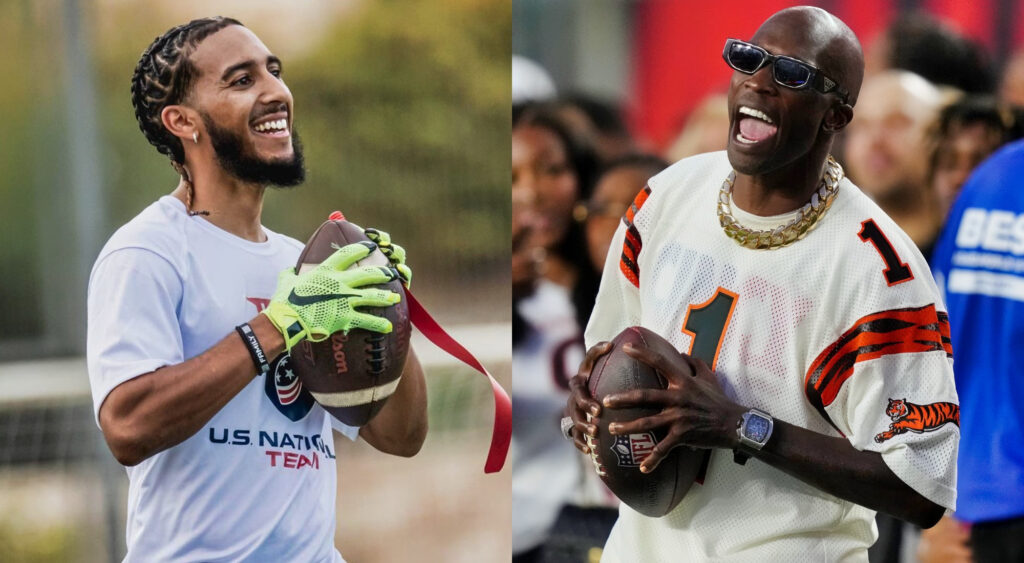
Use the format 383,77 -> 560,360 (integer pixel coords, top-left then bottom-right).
746,415 -> 771,443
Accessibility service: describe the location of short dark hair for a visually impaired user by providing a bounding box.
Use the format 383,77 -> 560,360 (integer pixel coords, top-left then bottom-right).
885,13 -> 995,94
130,17 -> 243,164
556,93 -> 631,138
596,153 -> 670,182
927,95 -> 1024,180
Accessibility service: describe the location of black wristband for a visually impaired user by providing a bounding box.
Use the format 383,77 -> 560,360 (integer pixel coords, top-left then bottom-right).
236,322 -> 270,376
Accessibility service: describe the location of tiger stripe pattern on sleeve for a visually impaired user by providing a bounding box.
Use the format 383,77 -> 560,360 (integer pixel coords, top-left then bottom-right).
619,186 -> 652,288
804,304 -> 953,429
937,311 -> 953,357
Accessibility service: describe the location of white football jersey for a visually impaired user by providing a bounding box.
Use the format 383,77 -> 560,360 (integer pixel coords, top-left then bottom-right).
586,152 -> 959,562
87,196 -> 356,562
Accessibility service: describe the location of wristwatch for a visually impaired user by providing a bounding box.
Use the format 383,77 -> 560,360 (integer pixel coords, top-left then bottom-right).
734,408 -> 774,465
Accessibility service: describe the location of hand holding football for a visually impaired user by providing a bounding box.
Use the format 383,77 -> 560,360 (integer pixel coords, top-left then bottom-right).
288,216 -> 411,426
585,326 -> 706,517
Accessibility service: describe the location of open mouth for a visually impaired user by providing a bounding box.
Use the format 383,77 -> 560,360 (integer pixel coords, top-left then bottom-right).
251,115 -> 290,138
735,106 -> 778,145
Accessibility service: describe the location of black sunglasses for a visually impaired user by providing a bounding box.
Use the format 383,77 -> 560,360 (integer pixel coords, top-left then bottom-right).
723,38 -> 849,104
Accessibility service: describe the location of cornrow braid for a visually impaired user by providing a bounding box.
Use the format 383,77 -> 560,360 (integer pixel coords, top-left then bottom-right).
130,16 -> 242,165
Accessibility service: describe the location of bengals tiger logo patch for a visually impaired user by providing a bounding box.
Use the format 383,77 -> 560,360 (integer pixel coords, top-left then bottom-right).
873,398 -> 959,443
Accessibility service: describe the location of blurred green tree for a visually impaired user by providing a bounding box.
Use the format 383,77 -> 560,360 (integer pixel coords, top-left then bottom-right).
0,3 -> 45,342
1,0 -> 510,354
101,0 -> 509,322
280,0 -> 511,307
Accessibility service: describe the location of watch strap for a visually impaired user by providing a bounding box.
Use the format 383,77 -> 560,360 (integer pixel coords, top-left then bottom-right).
734,413 -> 748,464
733,408 -> 773,465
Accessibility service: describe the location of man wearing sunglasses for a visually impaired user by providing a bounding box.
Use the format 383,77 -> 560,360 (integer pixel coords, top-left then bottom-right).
566,6 -> 957,561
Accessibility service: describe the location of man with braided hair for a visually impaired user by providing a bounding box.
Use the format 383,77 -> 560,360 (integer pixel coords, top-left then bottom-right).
87,17 -> 427,561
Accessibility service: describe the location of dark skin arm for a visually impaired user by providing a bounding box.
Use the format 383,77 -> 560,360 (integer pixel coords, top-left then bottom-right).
567,340 -> 946,529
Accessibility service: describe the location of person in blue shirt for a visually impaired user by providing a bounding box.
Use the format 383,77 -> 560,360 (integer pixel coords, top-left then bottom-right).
927,138 -> 1024,562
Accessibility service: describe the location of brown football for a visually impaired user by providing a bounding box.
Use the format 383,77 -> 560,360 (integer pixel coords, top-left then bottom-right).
289,215 -> 411,426
586,326 -> 705,517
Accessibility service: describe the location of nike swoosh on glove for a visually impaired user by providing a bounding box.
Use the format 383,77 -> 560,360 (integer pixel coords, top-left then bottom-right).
263,241 -> 402,351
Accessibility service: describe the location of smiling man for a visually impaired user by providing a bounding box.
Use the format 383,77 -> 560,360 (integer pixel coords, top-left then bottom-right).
86,17 -> 427,562
566,7 -> 958,561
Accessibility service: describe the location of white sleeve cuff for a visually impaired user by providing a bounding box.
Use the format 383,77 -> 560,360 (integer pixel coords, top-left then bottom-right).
329,415 -> 360,441
881,440 -> 958,510
90,359 -> 172,426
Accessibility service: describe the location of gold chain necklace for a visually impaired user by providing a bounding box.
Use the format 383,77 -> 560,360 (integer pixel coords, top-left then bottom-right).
718,155 -> 844,250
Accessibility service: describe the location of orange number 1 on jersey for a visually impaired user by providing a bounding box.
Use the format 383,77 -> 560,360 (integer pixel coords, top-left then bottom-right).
681,287 -> 738,370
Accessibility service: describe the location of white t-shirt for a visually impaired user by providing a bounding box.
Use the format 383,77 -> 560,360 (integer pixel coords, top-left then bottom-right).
512,279 -> 613,553
87,196 -> 357,563
587,152 -> 959,562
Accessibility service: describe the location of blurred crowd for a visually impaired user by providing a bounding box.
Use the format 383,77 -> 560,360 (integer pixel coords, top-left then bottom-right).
513,10 -> 1024,563
511,67 -> 671,561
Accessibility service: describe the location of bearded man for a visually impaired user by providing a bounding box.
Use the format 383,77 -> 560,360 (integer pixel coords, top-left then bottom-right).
566,7 -> 958,561
86,17 -> 427,562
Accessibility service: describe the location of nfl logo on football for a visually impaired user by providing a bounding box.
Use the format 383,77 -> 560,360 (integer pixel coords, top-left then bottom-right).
612,432 -> 658,467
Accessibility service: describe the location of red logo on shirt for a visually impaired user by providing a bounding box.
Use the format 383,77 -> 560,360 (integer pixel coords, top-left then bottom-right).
265,450 -> 321,469
247,297 -> 271,312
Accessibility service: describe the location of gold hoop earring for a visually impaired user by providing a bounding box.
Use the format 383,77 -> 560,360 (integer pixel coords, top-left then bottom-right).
192,131 -> 199,144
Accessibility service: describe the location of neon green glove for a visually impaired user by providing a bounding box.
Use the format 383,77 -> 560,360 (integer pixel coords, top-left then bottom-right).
364,228 -> 412,288
263,242 -> 402,351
